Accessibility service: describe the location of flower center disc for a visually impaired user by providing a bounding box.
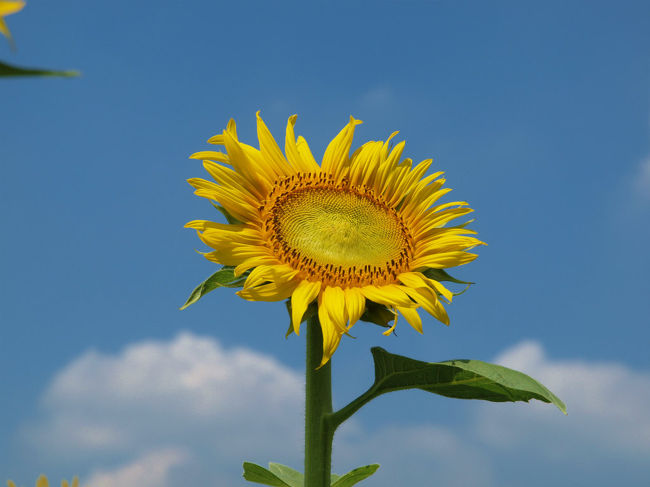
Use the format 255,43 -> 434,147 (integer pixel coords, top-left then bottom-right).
272,187 -> 408,271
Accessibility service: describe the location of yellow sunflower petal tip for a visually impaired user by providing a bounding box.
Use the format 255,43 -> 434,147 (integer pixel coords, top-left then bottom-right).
188,114 -> 482,364
35,475 -> 48,487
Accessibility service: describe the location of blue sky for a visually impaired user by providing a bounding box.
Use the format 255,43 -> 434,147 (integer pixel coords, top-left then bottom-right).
2,0 -> 649,485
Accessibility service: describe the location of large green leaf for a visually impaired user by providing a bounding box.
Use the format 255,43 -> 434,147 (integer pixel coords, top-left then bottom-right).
370,347 -> 566,413
331,465 -> 380,487
242,462 -> 291,486
0,60 -> 79,77
329,347 -> 565,429
180,266 -> 247,310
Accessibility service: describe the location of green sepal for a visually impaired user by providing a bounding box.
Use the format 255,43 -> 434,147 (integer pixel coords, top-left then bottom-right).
359,301 -> 395,328
211,201 -> 243,224
0,60 -> 79,77
421,268 -> 474,295
421,268 -> 474,286
180,266 -> 248,310
370,347 -> 566,413
242,462 -> 292,486
331,464 -> 380,487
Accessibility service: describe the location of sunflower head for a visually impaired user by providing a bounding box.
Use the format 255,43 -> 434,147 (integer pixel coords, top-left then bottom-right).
186,113 -> 484,365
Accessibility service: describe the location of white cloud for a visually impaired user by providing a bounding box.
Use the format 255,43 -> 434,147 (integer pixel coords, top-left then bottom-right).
86,448 -> 189,487
16,335 -> 650,486
477,340 -> 650,459
22,332 -> 305,475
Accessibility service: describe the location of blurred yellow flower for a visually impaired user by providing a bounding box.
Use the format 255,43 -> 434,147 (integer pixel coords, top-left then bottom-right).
6,474 -> 80,487
0,0 -> 25,44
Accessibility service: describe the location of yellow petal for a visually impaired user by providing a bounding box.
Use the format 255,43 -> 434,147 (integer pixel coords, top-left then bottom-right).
402,286 -> 450,325
321,286 -> 348,332
411,251 -> 478,269
291,280 -> 322,335
360,284 -> 415,308
202,160 -> 263,200
233,255 -> 279,277
397,271 -> 453,303
317,297 -> 343,367
189,150 -> 229,162
397,306 -> 423,333
285,115 -> 320,172
0,1 -> 25,16
0,1 -> 24,41
222,129 -> 271,194
256,111 -> 294,177
243,264 -> 297,288
36,475 -> 49,487
296,136 -> 321,171
237,278 -> 298,302
344,287 -> 366,328
381,308 -> 399,336
321,116 -> 362,179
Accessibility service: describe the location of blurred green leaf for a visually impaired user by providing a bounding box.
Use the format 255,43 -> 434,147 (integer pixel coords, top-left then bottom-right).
0,60 -> 79,77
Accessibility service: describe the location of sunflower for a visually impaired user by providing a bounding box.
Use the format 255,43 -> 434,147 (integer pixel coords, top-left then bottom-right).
0,1 -> 25,44
187,113 -> 484,365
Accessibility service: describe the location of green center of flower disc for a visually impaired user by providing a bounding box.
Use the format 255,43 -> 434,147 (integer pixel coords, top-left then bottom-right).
274,188 -> 407,269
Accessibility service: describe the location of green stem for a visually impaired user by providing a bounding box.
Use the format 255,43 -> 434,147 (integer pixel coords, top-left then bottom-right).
304,316 -> 333,487
327,385 -> 379,432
